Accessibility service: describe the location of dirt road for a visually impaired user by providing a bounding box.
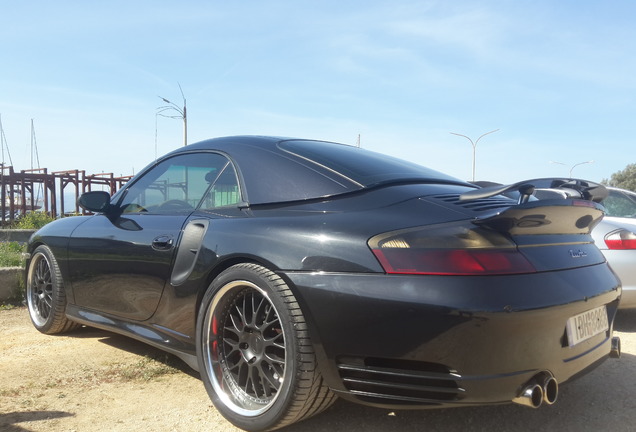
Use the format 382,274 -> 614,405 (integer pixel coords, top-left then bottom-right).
2,307 -> 636,432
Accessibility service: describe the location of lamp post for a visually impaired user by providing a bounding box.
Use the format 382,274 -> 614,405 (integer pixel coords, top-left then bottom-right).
157,84 -> 187,147
549,160 -> 594,178
450,129 -> 499,182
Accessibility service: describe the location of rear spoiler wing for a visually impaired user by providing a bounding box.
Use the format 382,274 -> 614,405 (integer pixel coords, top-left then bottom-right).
472,198 -> 605,236
460,178 -> 608,204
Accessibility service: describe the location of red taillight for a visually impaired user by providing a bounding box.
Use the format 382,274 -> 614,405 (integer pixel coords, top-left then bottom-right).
372,248 -> 535,275
604,229 -> 636,250
369,222 -> 537,276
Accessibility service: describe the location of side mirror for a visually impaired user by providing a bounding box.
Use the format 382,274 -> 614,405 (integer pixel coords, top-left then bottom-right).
78,191 -> 112,213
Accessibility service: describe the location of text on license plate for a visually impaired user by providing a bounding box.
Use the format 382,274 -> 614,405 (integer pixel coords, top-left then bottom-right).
566,305 -> 609,347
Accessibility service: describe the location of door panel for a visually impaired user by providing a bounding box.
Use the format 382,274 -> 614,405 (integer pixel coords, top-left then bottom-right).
67,151 -> 240,321
68,214 -> 188,320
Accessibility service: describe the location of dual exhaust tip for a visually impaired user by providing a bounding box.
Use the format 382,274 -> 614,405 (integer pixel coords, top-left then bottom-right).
512,336 -> 621,409
512,372 -> 558,409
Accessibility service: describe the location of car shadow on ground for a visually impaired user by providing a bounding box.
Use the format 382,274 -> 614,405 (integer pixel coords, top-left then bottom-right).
615,309 -> 636,332
62,325 -> 200,378
0,411 -> 74,432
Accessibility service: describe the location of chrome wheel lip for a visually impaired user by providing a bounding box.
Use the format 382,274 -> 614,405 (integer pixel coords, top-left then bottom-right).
26,252 -> 53,327
202,280 -> 288,417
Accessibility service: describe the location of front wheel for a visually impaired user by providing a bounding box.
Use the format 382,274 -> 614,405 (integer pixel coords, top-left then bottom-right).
26,245 -> 80,334
196,263 -> 335,431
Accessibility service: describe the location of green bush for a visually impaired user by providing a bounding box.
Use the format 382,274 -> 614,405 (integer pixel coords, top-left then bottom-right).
11,212 -> 56,229
0,242 -> 25,267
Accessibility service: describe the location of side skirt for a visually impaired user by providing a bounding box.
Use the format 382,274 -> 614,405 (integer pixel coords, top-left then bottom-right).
65,304 -> 200,372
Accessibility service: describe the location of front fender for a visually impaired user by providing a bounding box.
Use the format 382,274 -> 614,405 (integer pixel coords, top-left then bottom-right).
26,215 -> 94,303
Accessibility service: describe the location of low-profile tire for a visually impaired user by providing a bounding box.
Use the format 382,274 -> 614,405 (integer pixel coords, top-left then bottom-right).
196,263 -> 336,431
26,245 -> 80,334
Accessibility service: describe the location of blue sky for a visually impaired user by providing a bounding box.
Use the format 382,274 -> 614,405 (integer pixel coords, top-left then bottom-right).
1,1 -> 634,184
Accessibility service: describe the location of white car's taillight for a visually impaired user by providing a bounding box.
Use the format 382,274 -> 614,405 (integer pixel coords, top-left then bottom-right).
604,229 -> 636,250
369,222 -> 536,275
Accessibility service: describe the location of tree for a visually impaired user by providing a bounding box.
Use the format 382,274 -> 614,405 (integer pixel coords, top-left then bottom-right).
602,163 -> 636,192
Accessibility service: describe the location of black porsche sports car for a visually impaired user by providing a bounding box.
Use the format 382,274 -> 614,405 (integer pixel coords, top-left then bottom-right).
26,136 -> 621,431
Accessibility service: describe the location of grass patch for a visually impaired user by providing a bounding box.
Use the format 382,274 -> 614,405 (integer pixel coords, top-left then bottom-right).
114,355 -> 181,382
46,354 -> 182,388
0,242 -> 25,267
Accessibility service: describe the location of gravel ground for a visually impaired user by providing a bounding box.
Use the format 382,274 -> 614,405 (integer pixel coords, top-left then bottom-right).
2,306 -> 636,432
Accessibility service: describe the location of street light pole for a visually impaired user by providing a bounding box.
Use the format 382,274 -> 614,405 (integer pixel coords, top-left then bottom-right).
157,83 -> 187,147
450,129 -> 499,182
569,160 -> 594,178
549,160 -> 594,178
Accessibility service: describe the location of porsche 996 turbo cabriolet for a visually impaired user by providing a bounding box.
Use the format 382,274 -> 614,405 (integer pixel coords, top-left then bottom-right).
26,136 -> 621,431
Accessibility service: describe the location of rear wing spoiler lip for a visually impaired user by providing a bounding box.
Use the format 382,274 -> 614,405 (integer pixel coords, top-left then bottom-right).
471,198 -> 606,236
460,177 -> 608,204
484,197 -> 604,211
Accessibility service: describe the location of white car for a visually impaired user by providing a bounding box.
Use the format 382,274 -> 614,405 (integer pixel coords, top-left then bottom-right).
592,187 -> 636,309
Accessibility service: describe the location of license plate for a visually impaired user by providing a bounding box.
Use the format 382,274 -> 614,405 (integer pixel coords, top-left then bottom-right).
566,305 -> 609,347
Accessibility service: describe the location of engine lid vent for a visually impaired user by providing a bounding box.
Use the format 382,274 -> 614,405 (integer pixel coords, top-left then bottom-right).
428,194 -> 516,213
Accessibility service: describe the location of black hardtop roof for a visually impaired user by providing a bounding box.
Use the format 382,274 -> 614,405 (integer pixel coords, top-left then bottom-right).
175,135 -> 342,152
159,135 -> 465,205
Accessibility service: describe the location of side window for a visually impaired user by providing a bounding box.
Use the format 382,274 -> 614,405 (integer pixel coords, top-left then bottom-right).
199,163 -> 240,209
119,153 -> 240,214
604,191 -> 636,218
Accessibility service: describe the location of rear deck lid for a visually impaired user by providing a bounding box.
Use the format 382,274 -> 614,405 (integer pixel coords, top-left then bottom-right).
370,197 -> 607,275
473,198 -> 606,271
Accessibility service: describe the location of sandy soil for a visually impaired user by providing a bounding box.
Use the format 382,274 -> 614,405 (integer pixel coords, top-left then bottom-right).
2,306 -> 636,432
0,307 -> 236,432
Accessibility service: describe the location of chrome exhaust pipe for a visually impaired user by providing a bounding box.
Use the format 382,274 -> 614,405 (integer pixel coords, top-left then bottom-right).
610,336 -> 621,359
512,382 -> 543,409
539,373 -> 558,405
513,371 -> 559,408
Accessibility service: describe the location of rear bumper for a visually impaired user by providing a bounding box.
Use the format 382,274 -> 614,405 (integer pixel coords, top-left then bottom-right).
285,263 -> 621,408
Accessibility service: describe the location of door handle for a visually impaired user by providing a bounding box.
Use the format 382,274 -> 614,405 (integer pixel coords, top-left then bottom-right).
152,235 -> 174,251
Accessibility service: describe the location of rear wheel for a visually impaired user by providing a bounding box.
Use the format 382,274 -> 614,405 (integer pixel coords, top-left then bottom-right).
26,245 -> 80,334
196,263 -> 335,431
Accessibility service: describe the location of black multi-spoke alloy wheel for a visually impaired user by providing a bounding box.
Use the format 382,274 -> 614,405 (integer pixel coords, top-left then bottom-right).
197,263 -> 335,431
26,245 -> 79,334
